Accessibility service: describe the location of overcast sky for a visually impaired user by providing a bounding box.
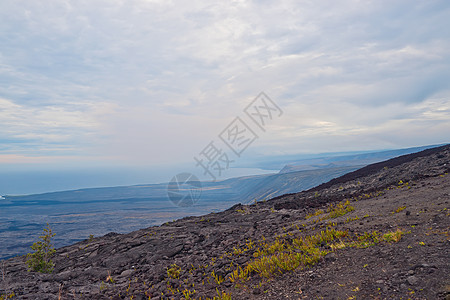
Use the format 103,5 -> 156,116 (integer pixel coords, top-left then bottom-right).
1,0 -> 450,172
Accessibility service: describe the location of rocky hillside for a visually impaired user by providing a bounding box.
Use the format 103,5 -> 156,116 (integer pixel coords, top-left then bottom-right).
1,145 -> 449,300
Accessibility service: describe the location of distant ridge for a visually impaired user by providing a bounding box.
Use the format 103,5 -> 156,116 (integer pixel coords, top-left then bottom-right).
310,143 -> 450,191
279,144 -> 443,173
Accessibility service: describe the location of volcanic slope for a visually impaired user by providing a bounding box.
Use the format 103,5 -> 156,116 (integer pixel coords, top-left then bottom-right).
1,144 -> 449,299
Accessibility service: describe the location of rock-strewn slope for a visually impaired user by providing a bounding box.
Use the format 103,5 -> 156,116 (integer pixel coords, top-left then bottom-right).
1,145 -> 449,300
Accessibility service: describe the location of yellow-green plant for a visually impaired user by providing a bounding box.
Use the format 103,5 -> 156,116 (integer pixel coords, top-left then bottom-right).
106,270 -> 114,283
215,288 -> 232,300
228,266 -> 249,283
345,216 -> 360,223
211,270 -> 224,285
305,209 -> 324,219
182,288 -> 195,299
0,293 -> 15,300
382,229 -> 404,242
26,223 -> 56,273
353,231 -> 380,248
326,200 -> 355,219
329,239 -> 346,250
99,281 -> 108,292
246,229 -> 347,278
306,200 -> 355,221
392,206 -> 406,214
167,264 -> 181,279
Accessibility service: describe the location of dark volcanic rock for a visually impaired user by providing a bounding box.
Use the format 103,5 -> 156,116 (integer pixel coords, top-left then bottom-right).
1,144 -> 449,299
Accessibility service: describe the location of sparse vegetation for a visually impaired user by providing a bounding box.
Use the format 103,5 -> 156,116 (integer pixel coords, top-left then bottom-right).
167,264 -> 181,279
345,215 -> 360,223
306,200 -> 355,221
325,200 -> 355,219
99,281 -> 108,292
392,206 -> 406,214
211,270 -> 224,285
0,293 -> 15,300
305,208 -> 325,219
242,227 -> 406,280
236,207 -> 249,214
382,229 -> 404,243
182,288 -> 196,299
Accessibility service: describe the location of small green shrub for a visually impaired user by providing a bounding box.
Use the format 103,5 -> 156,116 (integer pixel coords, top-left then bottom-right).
26,223 -> 56,273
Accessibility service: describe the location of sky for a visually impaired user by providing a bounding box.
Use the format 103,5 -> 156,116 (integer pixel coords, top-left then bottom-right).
1,0 -> 450,193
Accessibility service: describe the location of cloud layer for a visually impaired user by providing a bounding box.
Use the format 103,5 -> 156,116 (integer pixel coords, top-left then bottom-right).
1,0 -> 449,168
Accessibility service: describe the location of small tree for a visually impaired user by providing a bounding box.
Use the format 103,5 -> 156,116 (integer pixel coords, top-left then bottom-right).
26,223 -> 56,273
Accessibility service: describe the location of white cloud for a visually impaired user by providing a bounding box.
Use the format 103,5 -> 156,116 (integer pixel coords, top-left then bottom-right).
0,0 -> 449,167
0,97 -> 115,155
